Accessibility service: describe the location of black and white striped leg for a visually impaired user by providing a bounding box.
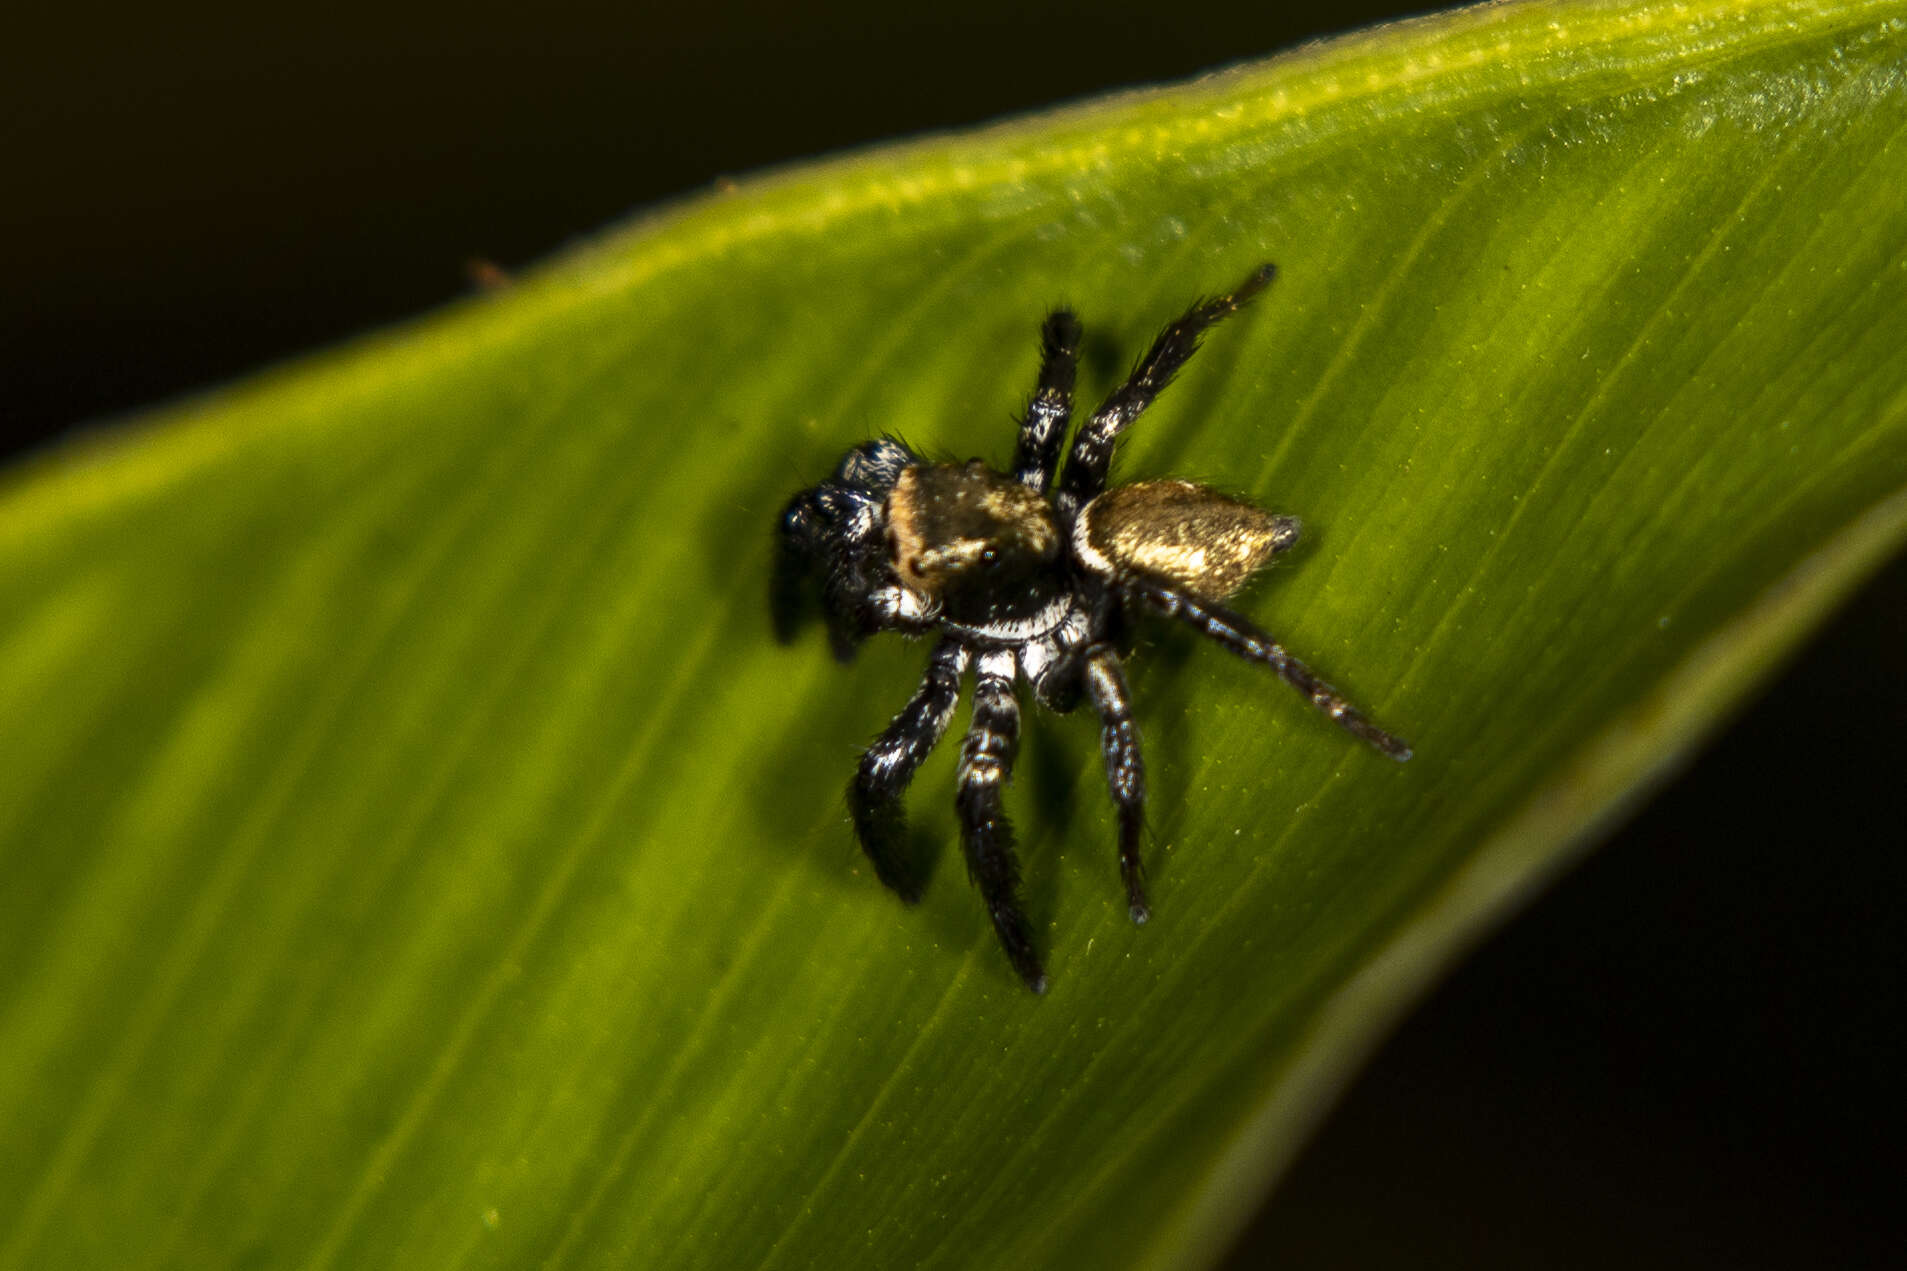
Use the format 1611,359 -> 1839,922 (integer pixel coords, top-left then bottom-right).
1012,310 -> 1082,490
1058,263 -> 1277,507
849,639 -> 972,902
956,652 -> 1044,992
1080,643 -> 1150,923
1126,575 -> 1413,762
776,482 -> 902,660
772,485 -> 860,643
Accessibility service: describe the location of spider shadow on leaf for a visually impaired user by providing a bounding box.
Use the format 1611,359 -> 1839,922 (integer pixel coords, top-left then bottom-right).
1010,707 -> 1083,939
719,427 -> 887,886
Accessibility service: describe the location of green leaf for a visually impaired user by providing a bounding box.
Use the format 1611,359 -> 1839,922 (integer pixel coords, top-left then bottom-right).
4,0 -> 1905,1266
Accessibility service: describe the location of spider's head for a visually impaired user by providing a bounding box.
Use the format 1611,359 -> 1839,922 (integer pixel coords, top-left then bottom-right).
886,460 -> 1063,626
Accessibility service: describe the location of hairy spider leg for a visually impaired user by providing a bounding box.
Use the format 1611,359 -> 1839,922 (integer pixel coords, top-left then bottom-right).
1080,643 -> 1150,923
771,488 -> 831,642
774,483 -> 895,659
1057,263 -> 1279,510
956,652 -> 1045,992
1127,574 -> 1413,762
849,639 -> 972,902
1012,309 -> 1082,490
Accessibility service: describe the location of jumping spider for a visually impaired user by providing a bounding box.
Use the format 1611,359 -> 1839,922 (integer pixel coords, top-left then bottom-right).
773,264 -> 1410,993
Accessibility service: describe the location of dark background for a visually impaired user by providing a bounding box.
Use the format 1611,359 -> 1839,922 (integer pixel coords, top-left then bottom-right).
7,3 -> 1902,1266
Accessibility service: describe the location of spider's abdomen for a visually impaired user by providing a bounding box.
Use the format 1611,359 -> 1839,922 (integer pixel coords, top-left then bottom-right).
1074,479 -> 1299,602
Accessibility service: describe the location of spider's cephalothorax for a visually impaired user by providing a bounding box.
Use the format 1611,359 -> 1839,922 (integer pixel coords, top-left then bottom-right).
772,264 -> 1410,993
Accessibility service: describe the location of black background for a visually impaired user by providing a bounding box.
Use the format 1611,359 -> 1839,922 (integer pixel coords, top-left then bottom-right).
8,3 -> 1903,1266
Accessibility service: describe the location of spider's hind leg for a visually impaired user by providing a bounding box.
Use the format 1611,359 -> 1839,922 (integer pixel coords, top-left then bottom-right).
956,652 -> 1045,993
1127,574 -> 1412,761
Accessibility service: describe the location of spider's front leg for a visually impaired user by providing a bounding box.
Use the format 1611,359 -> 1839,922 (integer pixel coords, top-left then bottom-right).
1057,263 -> 1277,509
770,487 -> 838,644
956,651 -> 1045,993
775,481 -> 900,660
1011,309 -> 1081,491
850,638 -> 971,902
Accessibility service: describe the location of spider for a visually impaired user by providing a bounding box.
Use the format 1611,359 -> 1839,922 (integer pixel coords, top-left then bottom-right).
772,263 -> 1410,993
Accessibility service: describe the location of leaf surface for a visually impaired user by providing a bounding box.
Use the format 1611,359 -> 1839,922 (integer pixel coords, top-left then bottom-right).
3,1 -> 1906,1267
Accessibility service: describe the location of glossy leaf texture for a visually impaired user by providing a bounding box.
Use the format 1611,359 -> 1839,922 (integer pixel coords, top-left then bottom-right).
4,1 -> 1906,1267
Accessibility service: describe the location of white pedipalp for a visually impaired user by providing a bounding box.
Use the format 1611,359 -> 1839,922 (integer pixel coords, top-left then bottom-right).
871,584 -> 938,625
